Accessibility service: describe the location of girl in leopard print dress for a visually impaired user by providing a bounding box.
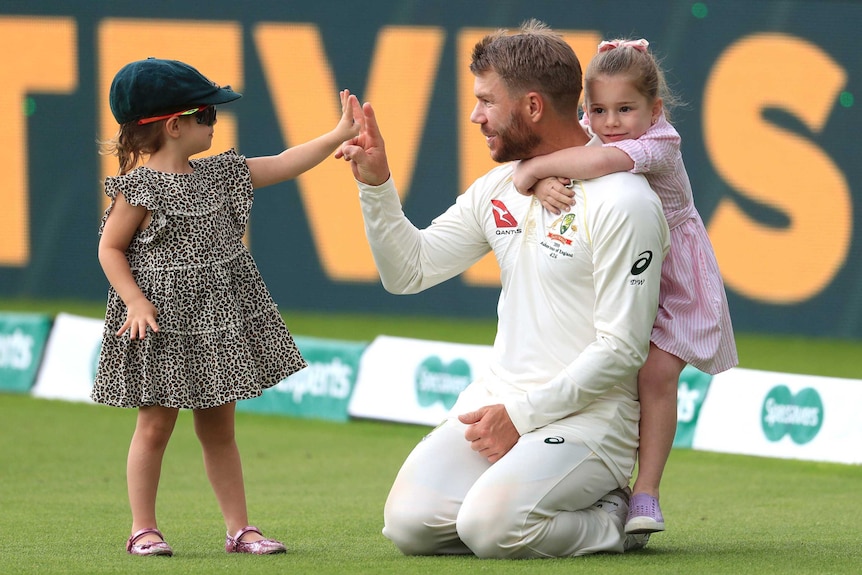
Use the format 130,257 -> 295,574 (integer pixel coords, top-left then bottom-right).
93,58 -> 361,557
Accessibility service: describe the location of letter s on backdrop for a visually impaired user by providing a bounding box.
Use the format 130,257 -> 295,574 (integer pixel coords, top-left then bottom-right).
704,33 -> 851,304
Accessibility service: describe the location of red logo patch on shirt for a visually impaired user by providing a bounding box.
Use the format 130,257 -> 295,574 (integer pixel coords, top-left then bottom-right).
491,199 -> 518,228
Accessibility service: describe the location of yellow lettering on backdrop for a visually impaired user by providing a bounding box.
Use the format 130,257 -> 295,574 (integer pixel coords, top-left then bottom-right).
0,17 -> 76,266
254,24 -> 443,280
457,29 -> 602,286
704,33 -> 850,303
97,20 -> 242,205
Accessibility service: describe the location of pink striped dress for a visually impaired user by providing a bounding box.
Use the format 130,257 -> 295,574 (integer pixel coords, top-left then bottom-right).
601,114 -> 738,374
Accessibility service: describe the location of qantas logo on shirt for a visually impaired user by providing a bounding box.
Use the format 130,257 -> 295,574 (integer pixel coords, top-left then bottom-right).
491,200 -> 518,228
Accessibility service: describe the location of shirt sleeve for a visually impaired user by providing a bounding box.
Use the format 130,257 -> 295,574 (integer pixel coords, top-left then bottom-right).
99,172 -> 164,241
603,113 -> 681,175
223,149 -> 254,235
357,177 -> 491,294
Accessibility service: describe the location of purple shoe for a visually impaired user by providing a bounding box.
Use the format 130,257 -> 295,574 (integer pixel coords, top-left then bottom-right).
225,526 -> 287,555
625,493 -> 665,534
126,528 -> 173,556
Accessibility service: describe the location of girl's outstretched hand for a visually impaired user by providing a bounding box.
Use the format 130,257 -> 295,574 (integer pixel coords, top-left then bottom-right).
117,297 -> 160,340
334,89 -> 362,143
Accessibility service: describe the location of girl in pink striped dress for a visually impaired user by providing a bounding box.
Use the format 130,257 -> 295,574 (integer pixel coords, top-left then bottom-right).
513,38 -> 738,537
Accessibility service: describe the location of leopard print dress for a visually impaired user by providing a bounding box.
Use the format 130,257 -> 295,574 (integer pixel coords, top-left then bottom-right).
91,149 -> 307,409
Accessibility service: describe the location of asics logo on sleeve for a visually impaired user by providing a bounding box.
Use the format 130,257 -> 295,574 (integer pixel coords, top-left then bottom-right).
630,250 -> 653,275
491,200 -> 518,228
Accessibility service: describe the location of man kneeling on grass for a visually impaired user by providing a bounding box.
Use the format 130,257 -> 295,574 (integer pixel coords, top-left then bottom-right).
339,19 -> 669,558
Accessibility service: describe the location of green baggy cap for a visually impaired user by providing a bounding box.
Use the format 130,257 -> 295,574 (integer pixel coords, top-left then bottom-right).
109,57 -> 242,124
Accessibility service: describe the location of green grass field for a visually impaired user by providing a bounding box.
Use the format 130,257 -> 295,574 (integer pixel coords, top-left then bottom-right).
1,299 -> 861,574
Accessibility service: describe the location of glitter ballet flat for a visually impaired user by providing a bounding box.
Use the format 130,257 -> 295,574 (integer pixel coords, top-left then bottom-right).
224,526 -> 286,555
126,528 -> 173,556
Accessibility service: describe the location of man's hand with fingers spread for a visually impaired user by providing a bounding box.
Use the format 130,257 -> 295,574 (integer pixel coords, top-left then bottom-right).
337,101 -> 391,186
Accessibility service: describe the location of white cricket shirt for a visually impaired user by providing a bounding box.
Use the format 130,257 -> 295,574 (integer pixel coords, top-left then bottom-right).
358,138 -> 670,482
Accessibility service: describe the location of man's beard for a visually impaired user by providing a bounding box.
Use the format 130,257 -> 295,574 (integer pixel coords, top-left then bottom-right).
490,109 -> 541,163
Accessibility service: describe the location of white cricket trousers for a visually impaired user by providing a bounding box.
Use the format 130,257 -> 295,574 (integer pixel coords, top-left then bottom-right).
382,418 -> 626,558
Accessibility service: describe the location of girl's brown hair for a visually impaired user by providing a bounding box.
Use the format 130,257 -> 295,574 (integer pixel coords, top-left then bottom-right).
99,122 -> 165,176
585,39 -> 682,121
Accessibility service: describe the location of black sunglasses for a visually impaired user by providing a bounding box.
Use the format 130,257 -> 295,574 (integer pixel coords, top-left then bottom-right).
138,105 -> 218,126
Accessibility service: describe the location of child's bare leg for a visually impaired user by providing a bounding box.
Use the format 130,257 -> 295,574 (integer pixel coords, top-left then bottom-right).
193,402 -> 262,541
128,406 -> 179,542
627,344 -> 685,533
